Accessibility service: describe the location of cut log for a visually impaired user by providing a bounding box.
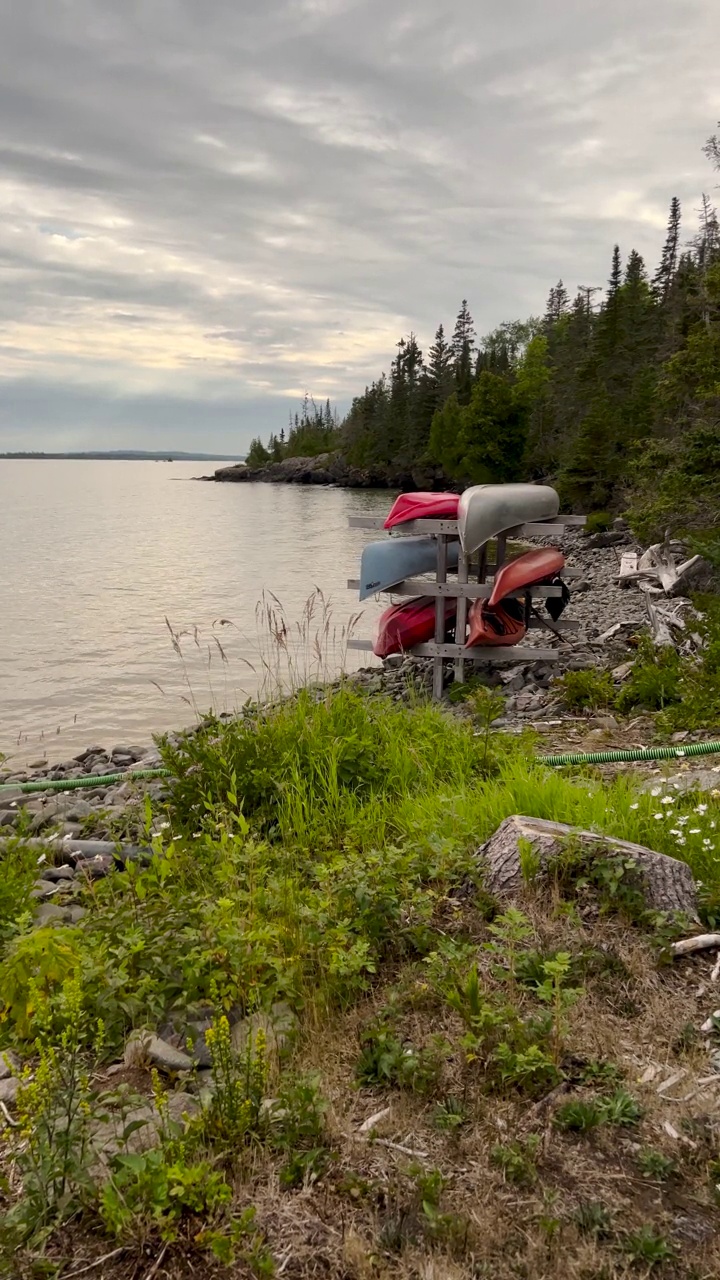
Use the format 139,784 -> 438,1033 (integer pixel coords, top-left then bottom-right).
476,815 -> 698,918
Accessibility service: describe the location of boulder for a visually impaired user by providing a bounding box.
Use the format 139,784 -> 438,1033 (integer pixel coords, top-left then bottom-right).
0,1050 -> 20,1082
477,814 -> 698,918
124,1031 -> 194,1074
0,1077 -> 21,1105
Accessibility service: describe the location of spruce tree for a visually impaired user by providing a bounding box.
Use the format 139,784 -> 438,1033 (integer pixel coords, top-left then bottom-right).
653,197 -> 682,302
450,299 -> 476,404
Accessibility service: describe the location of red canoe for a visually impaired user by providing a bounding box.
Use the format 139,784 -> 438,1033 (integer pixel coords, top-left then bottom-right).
373,596 -> 457,658
384,491 -> 460,530
488,548 -> 565,607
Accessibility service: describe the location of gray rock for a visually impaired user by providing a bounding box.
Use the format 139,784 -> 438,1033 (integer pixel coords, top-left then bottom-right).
42,864 -> 75,882
65,799 -> 95,822
0,1050 -> 20,1081
31,879 -> 63,900
0,811 -> 17,827
35,903 -> 70,926
231,1001 -> 297,1061
67,905 -> 87,924
124,1031 -> 194,1073
0,1077 -> 20,1105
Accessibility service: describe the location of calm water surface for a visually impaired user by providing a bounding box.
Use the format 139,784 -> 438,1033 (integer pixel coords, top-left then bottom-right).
0,462 -> 390,766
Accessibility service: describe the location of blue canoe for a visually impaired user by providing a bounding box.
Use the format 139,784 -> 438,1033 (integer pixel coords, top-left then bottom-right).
359,536 -> 460,601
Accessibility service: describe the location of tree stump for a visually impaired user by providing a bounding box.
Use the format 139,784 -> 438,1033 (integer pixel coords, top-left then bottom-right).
477,815 -> 698,918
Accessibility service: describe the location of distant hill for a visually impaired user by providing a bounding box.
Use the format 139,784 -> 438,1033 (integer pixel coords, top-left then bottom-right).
0,450 -> 246,461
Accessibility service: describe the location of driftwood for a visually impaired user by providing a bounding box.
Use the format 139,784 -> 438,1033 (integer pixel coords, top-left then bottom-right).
477,815 -> 698,918
671,934 -> 720,958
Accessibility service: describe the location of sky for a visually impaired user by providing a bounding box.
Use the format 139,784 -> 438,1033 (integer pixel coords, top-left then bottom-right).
0,0 -> 718,453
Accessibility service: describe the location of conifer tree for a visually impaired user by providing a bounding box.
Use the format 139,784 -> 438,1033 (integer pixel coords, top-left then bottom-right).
450,299 -> 476,404
653,197 -> 682,302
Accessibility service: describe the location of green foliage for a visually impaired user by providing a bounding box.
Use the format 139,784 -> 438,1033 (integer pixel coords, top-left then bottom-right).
201,1014 -> 267,1146
0,927 -> 86,1040
555,1088 -> 642,1134
622,1226 -> 676,1268
267,1073 -> 329,1188
600,1088 -> 643,1126
5,980 -> 102,1241
491,1134 -> 540,1186
432,1096 -> 467,1131
0,837 -> 40,943
355,1023 -> 441,1094
638,1149 -> 676,1181
559,668 -> 616,712
554,1098 -> 604,1133
584,510 -> 613,535
573,1201 -> 612,1238
246,437 -> 271,468
99,1148 -> 232,1242
615,638 -> 681,713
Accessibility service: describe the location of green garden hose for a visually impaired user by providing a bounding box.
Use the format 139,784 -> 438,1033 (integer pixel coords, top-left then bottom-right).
3,739 -> 720,796
0,768 -> 170,795
538,740 -> 720,767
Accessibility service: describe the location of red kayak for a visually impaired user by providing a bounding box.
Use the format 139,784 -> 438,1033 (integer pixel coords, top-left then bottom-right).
384,491 -> 460,530
488,548 -> 565,607
466,597 -> 527,647
467,548 -> 565,648
373,596 -> 456,658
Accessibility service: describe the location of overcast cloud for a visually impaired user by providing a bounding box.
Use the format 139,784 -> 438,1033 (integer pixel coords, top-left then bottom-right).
0,0 -> 718,451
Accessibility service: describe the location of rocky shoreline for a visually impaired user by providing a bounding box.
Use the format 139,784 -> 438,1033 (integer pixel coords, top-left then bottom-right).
0,522 -> 711,858
202,451 -> 449,489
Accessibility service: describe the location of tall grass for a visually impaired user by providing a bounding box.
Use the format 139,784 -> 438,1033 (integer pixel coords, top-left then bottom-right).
161,588 -> 364,724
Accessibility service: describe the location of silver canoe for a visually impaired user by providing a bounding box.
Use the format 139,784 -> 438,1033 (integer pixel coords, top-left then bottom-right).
457,483 -> 559,555
358,536 -> 460,601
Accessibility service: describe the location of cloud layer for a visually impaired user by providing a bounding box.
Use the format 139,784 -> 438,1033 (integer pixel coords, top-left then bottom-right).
0,0 -> 718,449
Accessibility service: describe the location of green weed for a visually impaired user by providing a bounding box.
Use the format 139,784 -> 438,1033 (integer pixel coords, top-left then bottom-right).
559,668 -> 616,712
573,1201 -> 612,1239
491,1134 -> 540,1186
622,1226 -> 676,1268
637,1149 -> 676,1181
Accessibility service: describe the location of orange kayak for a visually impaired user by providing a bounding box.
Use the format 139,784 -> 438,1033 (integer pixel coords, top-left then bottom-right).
488,548 -> 565,607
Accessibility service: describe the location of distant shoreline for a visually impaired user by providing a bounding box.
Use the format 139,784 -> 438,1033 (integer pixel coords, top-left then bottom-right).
0,451 -> 246,462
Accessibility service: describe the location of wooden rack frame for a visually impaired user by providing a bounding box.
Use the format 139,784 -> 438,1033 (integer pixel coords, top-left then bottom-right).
347,512 -> 586,699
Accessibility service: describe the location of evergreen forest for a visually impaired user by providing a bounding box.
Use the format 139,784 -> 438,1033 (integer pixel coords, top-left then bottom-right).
246,125 -> 720,541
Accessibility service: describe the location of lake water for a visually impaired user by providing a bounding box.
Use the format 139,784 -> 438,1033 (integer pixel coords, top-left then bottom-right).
0,461 -> 391,767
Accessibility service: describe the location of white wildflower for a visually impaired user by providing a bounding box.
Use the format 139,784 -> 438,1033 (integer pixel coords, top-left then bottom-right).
650,787 -> 661,797
689,828 -> 701,834
697,804 -> 708,814
629,803 -> 639,810
36,853 -> 46,865
654,813 -> 664,820
661,796 -> 675,805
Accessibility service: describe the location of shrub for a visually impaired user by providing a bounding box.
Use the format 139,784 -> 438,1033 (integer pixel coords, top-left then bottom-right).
584,510 -> 613,535
616,638 -> 681,713
558,668 -> 615,711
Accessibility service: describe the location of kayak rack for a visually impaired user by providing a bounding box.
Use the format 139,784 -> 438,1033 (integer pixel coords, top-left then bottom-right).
347,513 -> 586,699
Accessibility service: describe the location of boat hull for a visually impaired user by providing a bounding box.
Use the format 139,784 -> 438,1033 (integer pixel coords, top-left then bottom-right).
457,484 -> 559,554
374,596 -> 457,659
466,597 -> 527,647
384,491 -> 460,529
359,536 -> 459,601
488,548 -> 565,607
